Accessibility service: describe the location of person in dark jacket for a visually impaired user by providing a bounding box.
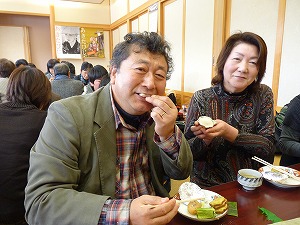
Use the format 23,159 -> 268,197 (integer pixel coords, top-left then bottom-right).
83,64 -> 110,94
0,66 -> 52,225
74,61 -> 93,85
15,58 -> 28,68
51,63 -> 83,98
278,94 -> 300,166
0,58 -> 16,103
45,58 -> 60,81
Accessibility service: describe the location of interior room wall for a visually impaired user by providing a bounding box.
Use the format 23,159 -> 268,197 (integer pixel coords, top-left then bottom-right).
0,26 -> 26,62
278,0 -> 300,106
0,14 -> 52,72
230,0 -> 279,93
0,0 -> 49,14
1,0 -> 298,108
66,30 -> 111,75
110,0 -> 128,24
164,0 -> 183,91
53,0 -> 111,74
184,0 -> 214,92
54,0 -> 110,24
129,0 -> 148,12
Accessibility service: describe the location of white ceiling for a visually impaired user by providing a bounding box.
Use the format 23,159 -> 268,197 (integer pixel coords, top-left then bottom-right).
61,0 -> 104,4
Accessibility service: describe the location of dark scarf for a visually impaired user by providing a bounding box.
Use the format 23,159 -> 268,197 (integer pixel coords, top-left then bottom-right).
80,75 -> 89,85
114,101 -> 150,129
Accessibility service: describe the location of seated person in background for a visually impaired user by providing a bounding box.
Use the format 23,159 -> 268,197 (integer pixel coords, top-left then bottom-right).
74,61 -> 93,85
100,74 -> 110,87
0,66 -> 52,225
0,58 -> 16,103
83,64 -> 110,94
61,60 -> 76,79
15,58 -> 28,68
278,94 -> 300,166
166,89 -> 177,107
28,62 -> 36,68
51,63 -> 83,99
45,58 -> 60,81
25,31 -> 192,225
184,31 -> 275,188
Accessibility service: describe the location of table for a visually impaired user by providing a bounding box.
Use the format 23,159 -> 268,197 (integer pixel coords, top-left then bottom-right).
168,163 -> 300,225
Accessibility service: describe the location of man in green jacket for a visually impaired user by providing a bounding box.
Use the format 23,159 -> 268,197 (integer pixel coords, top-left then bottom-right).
25,32 -> 192,225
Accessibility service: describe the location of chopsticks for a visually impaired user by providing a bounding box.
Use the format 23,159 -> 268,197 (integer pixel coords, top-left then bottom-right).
140,197 -> 204,209
252,156 -> 300,181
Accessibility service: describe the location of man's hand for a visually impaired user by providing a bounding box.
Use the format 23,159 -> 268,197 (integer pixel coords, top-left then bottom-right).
129,195 -> 179,225
145,95 -> 178,141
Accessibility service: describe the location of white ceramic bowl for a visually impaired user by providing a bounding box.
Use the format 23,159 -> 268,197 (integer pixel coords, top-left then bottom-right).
237,169 -> 263,191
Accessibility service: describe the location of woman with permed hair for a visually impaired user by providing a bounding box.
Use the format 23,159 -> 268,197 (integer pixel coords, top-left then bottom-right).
185,31 -> 275,188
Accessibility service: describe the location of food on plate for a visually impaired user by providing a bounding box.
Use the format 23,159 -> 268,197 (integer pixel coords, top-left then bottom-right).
263,171 -> 288,181
270,167 -> 300,177
209,196 -> 228,214
178,182 -> 204,200
177,189 -> 229,221
259,166 -> 300,187
197,116 -> 216,128
196,208 -> 216,219
214,204 -> 228,214
187,200 -> 202,215
209,196 -> 227,208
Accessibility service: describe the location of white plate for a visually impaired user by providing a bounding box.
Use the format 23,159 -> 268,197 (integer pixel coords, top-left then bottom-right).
259,166 -> 300,188
177,189 -> 228,222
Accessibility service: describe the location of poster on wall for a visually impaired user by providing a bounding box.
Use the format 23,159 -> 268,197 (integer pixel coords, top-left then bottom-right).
80,27 -> 105,58
55,26 -> 81,59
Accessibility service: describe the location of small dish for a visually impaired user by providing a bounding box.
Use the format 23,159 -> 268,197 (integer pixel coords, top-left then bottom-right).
237,169 -> 263,191
259,166 -> 300,188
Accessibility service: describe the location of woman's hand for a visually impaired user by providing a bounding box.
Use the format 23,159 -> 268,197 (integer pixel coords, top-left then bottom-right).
191,119 -> 238,144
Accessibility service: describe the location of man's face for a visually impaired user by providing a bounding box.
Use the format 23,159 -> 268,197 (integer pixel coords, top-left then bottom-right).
65,33 -> 77,43
111,50 -> 168,115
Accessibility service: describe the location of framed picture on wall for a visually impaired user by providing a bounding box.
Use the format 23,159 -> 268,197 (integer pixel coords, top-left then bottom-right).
55,26 -> 81,59
80,27 -> 105,58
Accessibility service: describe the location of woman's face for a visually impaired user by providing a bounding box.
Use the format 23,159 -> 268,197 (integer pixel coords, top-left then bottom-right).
223,43 -> 259,93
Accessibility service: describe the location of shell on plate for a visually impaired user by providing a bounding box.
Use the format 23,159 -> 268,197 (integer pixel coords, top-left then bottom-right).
197,116 -> 216,128
178,182 -> 205,200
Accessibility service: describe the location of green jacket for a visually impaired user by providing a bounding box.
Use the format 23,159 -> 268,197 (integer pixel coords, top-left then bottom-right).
25,84 -> 192,225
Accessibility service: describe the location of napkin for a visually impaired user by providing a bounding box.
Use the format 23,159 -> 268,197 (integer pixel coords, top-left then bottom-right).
259,207 -> 283,223
227,202 -> 238,217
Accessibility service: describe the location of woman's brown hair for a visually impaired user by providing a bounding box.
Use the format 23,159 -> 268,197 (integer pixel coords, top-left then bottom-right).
6,66 -> 52,110
212,31 -> 268,92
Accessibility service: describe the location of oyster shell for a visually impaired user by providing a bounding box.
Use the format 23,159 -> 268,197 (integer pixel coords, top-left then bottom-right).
197,116 -> 216,128
178,182 -> 205,201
